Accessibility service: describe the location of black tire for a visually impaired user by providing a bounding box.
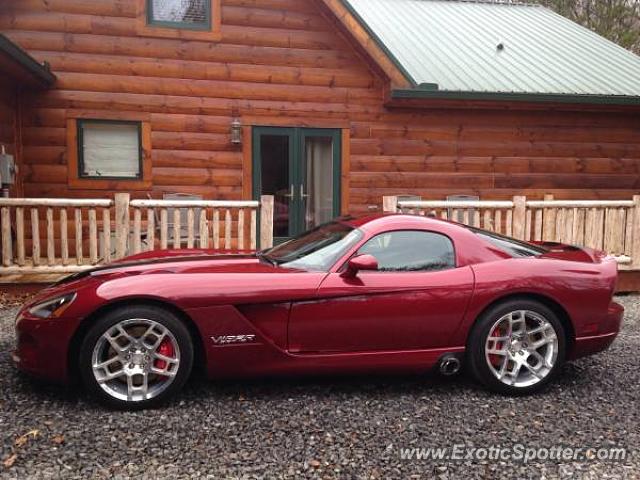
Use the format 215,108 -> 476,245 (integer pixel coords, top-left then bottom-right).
467,299 -> 566,395
78,305 -> 194,410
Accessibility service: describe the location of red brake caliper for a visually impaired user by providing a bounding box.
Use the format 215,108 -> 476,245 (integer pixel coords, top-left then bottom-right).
489,326 -> 504,367
154,338 -> 175,375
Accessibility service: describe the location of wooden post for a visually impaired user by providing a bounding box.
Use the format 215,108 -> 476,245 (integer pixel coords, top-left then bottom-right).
632,195 -> 640,269
114,193 -> 130,259
1,207 -> 11,267
382,196 -> 399,213
260,195 -> 274,249
513,196 -> 527,240
542,194 -> 555,241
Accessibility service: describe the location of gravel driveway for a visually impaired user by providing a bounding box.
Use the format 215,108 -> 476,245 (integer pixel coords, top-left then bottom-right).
1,295 -> 638,479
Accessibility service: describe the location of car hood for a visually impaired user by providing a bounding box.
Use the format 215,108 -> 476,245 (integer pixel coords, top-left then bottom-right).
55,250 -> 299,286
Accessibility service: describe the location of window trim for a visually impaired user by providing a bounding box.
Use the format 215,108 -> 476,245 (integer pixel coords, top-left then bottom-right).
146,0 -> 212,31
340,229 -> 457,273
77,119 -> 144,181
136,0 -> 222,41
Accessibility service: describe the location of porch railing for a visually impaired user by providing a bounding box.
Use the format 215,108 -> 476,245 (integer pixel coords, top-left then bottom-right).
383,195 -> 640,270
0,194 -> 274,274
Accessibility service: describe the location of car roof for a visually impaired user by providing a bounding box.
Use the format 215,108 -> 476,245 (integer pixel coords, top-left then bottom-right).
341,213 -> 462,232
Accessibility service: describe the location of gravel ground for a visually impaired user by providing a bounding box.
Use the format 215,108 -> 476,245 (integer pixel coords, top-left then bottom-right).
0,295 -> 639,479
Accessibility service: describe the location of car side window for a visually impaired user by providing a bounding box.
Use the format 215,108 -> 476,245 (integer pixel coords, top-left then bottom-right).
357,230 -> 455,272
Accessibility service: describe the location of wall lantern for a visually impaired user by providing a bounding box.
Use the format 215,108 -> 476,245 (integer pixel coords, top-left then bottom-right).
230,117 -> 242,145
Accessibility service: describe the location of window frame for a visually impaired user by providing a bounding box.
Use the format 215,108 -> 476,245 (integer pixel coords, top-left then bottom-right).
136,0 -> 221,41
348,229 -> 457,273
66,113 -> 152,191
146,0 -> 212,31
76,119 -> 144,181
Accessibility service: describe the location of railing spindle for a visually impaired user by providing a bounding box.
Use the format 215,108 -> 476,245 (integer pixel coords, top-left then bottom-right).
146,208 -> 155,252
160,209 -> 168,250
133,208 -> 142,254
199,210 -> 208,248
75,208 -> 83,266
89,208 -> 98,264
16,207 -> 25,266
60,209 -> 69,266
187,208 -> 195,249
224,209 -> 232,250
46,208 -> 55,266
1,207 -> 11,267
31,208 -> 40,266
250,209 -> 257,250
173,209 -> 181,249
103,208 -> 111,263
238,209 -> 245,250
213,209 -> 220,249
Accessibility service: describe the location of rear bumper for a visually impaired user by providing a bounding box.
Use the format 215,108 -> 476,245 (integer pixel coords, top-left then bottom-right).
569,301 -> 624,360
13,314 -> 76,383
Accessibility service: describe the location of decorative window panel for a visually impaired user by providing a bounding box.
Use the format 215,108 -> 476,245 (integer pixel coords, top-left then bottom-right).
147,0 -> 211,30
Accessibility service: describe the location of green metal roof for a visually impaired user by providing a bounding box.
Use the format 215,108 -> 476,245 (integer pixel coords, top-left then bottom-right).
343,0 -> 640,102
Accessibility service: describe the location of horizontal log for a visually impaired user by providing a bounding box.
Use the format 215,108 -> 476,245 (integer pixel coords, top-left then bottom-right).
32,51 -> 374,89
5,31 -> 359,70
130,200 -> 259,208
222,5 -> 328,31
6,0 -> 136,17
527,200 -> 634,208
350,156 -> 640,175
28,90 -> 371,118
399,201 -> 514,209
52,72 -> 379,105
153,150 -> 242,169
151,132 -> 235,152
0,198 -> 112,207
0,11 -> 351,51
153,167 -> 242,187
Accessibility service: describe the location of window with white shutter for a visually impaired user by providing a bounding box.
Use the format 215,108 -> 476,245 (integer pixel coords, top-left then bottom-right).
77,120 -> 142,180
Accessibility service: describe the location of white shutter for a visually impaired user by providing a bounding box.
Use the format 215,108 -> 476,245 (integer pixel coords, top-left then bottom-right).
81,122 -> 140,178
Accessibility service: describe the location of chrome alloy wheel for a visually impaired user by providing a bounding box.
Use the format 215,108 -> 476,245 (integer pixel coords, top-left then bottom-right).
484,310 -> 559,388
91,319 -> 181,402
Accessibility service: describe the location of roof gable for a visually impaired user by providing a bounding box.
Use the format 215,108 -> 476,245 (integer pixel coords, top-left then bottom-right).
342,0 -> 640,101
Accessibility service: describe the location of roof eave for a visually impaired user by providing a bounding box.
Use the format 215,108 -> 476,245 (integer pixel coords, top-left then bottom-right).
391,88 -> 640,107
0,34 -> 56,88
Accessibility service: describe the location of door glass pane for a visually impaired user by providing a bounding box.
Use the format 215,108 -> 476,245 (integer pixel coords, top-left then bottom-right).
358,231 -> 456,272
304,136 -> 334,230
260,135 -> 290,238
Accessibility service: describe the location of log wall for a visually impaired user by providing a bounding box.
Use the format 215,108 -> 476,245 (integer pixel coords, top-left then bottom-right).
0,76 -> 17,173
1,0 -> 640,215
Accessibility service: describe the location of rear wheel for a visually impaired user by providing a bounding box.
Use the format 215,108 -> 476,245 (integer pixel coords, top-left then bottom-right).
468,299 -> 565,395
79,305 -> 193,410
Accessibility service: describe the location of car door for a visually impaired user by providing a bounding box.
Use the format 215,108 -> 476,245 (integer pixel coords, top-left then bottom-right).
288,230 -> 474,353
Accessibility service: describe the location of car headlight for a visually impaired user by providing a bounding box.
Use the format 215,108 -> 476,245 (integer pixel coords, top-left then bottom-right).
28,293 -> 77,319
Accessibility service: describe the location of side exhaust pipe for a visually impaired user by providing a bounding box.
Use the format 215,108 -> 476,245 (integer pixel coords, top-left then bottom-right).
439,354 -> 462,377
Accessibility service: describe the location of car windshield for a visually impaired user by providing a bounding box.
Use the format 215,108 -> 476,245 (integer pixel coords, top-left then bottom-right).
261,222 -> 363,271
468,227 -> 548,258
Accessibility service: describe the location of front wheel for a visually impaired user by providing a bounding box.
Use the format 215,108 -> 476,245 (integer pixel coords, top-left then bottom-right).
467,299 -> 566,395
78,305 -> 193,409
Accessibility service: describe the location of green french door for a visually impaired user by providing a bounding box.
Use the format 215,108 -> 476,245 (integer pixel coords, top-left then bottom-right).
253,127 -> 341,243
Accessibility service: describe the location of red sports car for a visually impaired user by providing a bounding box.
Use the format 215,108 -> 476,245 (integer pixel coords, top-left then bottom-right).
13,214 -> 623,409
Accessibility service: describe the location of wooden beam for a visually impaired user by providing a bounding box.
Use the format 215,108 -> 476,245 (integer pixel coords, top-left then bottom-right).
318,0 -> 412,88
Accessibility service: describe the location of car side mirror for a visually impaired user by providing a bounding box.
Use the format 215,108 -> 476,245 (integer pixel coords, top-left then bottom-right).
341,254 -> 378,278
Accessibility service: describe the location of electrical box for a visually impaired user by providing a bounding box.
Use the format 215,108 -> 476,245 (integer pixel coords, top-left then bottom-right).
0,151 -> 16,185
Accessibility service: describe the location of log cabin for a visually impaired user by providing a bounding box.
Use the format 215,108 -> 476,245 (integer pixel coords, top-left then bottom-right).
1,0 -> 640,249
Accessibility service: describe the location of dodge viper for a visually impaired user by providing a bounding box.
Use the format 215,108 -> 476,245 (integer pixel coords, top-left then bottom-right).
13,214 -> 623,409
